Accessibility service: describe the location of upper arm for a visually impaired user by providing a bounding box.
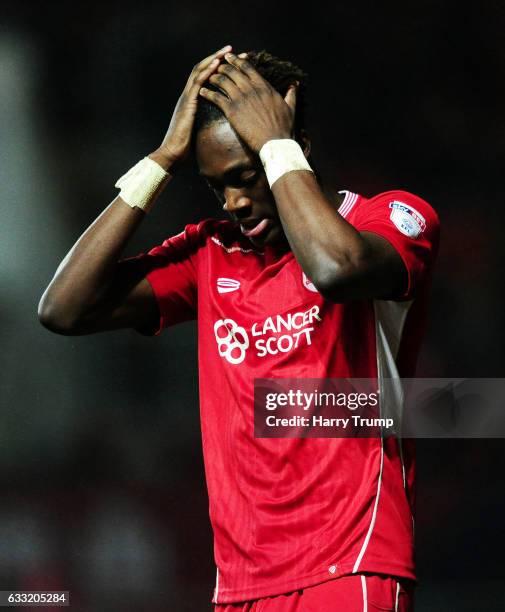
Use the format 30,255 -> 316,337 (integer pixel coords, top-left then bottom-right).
354,191 -> 440,301
66,223 -> 201,336
321,191 -> 440,303
356,230 -> 409,299
66,262 -> 161,335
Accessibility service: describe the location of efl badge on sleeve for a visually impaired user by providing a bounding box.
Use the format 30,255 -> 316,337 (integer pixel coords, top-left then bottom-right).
389,201 -> 426,239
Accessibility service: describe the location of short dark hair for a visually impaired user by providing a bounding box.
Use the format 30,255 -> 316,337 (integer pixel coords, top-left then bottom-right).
194,50 -> 308,139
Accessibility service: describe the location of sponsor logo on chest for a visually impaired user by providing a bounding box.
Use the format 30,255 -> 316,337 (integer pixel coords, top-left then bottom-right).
214,305 -> 322,365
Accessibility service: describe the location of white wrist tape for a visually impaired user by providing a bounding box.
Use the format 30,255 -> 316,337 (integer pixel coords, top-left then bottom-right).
115,157 -> 170,213
259,139 -> 313,188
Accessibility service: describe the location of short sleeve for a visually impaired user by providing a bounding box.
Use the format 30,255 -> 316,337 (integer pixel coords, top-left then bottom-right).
353,190 -> 440,300
117,224 -> 201,336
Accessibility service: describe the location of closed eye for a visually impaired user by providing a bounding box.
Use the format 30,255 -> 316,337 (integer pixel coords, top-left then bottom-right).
240,172 -> 258,186
226,171 -> 259,189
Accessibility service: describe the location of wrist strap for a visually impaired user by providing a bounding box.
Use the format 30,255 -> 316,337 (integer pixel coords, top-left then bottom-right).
115,157 -> 171,213
259,139 -> 313,188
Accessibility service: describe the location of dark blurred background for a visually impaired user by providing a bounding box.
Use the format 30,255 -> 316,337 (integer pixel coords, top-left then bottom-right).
1,1 -> 504,610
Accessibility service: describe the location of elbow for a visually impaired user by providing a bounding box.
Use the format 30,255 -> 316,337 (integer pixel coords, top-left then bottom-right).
310,249 -> 371,303
311,266 -> 351,302
37,294 -> 78,335
312,268 -> 361,303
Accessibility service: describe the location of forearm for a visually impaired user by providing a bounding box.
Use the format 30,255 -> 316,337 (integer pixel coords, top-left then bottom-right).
198,52 -> 402,300
38,152 -> 172,331
39,46 -> 233,332
271,170 -> 371,294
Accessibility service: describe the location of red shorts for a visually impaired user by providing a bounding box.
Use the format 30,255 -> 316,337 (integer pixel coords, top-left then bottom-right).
214,574 -> 415,611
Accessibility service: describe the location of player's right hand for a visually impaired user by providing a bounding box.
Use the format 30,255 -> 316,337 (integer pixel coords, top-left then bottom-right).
152,45 -> 233,167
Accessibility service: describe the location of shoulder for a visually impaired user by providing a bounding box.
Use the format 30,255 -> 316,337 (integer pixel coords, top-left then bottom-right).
350,189 -> 440,245
358,189 -> 439,226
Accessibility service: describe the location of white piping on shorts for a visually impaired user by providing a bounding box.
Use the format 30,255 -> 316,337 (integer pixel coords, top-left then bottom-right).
361,575 -> 368,612
214,567 -> 219,603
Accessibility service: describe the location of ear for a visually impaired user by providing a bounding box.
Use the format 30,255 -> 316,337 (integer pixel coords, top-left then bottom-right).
284,83 -> 297,113
297,128 -> 311,158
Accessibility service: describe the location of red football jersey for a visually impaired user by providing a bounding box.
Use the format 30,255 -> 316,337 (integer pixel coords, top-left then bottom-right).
119,190 -> 439,604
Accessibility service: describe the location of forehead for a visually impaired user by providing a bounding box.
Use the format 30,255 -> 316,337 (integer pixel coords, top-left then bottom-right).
195,120 -> 257,178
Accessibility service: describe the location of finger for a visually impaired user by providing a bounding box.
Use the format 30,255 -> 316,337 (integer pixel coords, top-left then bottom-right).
199,45 -> 233,70
192,58 -> 221,87
238,53 -> 248,59
208,72 -> 241,100
224,52 -> 264,85
189,45 -> 232,88
199,87 -> 230,112
190,46 -> 232,90
284,83 -> 298,113
216,62 -> 252,91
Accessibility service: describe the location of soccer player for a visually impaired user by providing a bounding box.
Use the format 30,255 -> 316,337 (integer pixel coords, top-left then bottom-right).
38,45 -> 439,610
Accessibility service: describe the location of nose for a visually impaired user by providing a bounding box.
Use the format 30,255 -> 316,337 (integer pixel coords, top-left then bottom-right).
223,188 -> 252,217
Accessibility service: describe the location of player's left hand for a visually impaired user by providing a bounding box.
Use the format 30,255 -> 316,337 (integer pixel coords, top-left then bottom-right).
199,52 -> 298,153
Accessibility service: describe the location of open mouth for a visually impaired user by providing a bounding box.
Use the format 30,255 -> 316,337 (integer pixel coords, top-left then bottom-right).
240,218 -> 270,238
